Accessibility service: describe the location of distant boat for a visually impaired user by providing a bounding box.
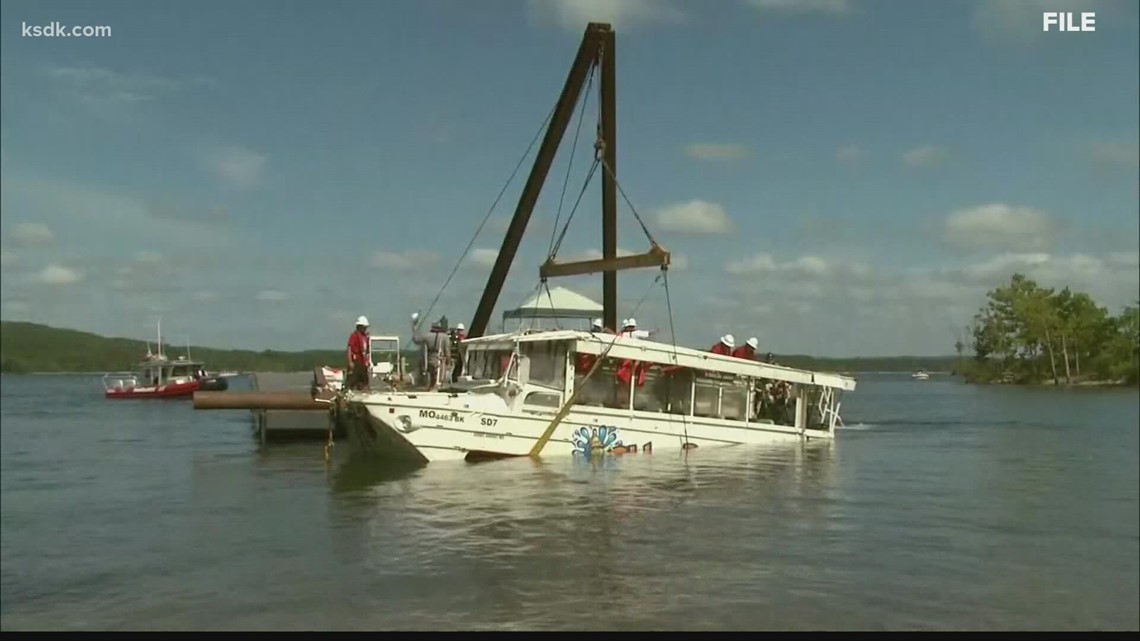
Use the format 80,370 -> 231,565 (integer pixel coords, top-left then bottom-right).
911,370 -> 930,380
102,320 -> 224,399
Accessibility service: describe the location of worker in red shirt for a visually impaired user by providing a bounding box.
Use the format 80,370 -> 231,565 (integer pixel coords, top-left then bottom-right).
732,337 -> 759,360
710,334 -> 734,356
346,315 -> 371,391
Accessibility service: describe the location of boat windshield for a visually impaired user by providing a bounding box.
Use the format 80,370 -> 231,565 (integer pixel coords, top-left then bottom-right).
519,340 -> 567,391
466,348 -> 516,381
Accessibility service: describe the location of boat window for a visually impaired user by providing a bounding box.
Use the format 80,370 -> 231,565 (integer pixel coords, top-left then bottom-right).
657,366 -> 694,415
519,341 -> 567,391
691,370 -> 750,421
171,364 -> 193,377
803,385 -> 835,430
523,391 -> 561,410
571,355 -> 629,410
466,349 -> 516,381
753,378 -> 795,426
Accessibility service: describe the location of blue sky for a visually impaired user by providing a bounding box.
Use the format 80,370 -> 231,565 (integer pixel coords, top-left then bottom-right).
1,0 -> 1137,356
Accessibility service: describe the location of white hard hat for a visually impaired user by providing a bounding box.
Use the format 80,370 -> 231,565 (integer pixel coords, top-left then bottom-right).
747,337 -> 758,349
457,323 -> 465,331
591,318 -> 603,328
356,315 -> 369,326
620,318 -> 628,328
625,318 -> 637,328
721,334 -> 735,348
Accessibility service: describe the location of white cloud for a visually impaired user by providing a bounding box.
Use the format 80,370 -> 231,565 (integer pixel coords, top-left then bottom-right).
204,145 -> 266,189
135,251 -> 163,264
745,0 -> 851,15
708,246 -> 1138,355
9,222 -> 55,246
192,290 -> 219,302
1088,139 -> 1139,168
944,203 -> 1059,252
369,250 -> 439,271
903,144 -> 948,168
1107,251 -> 1140,269
2,300 -> 32,315
932,251 -> 1139,311
526,0 -> 685,33
37,264 -> 82,285
836,145 -> 863,165
468,248 -> 500,267
725,253 -> 869,280
684,143 -> 750,161
44,64 -> 205,106
655,200 -> 733,234
0,249 -> 16,267
255,289 -> 288,303
0,171 -> 237,254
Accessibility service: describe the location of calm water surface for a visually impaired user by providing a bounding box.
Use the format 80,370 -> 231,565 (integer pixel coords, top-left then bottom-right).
1,373 -> 1137,630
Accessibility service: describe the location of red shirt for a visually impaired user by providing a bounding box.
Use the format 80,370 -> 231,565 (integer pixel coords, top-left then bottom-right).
347,330 -> 369,366
710,343 -> 731,356
616,359 -> 649,387
731,346 -> 756,360
575,353 -> 597,373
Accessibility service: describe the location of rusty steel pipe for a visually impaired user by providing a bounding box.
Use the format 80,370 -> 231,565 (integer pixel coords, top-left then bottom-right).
193,391 -> 329,411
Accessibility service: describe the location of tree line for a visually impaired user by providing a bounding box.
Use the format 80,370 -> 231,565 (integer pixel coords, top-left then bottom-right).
960,273 -> 1139,385
0,321 -> 960,375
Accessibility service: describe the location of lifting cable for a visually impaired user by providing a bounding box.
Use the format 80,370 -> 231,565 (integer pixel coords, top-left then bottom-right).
547,159 -> 599,262
417,101 -> 558,333
600,158 -> 658,248
661,267 -> 690,448
548,63 -> 597,258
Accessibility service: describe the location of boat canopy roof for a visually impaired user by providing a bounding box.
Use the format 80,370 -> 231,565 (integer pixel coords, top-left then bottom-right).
462,329 -> 857,391
137,356 -> 206,368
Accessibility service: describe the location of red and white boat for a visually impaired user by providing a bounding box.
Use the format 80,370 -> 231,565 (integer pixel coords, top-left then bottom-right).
102,321 -> 216,399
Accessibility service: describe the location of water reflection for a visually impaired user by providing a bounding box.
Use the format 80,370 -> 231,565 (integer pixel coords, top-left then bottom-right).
320,442 -> 842,629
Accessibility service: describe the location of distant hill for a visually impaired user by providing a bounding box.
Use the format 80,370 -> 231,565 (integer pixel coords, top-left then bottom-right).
0,321 -> 347,374
0,321 -> 959,374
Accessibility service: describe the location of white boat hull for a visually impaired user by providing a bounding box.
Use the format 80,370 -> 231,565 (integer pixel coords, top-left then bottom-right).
339,390 -> 832,464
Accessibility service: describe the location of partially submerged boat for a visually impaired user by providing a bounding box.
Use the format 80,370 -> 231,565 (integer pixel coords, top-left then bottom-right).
329,22 -> 856,463
340,328 -> 854,463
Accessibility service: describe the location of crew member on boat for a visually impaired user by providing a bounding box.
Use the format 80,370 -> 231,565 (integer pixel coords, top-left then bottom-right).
619,318 -> 652,339
411,315 -> 451,389
590,318 -> 615,334
710,334 -> 734,356
732,337 -> 759,360
450,322 -> 467,382
346,315 -> 371,391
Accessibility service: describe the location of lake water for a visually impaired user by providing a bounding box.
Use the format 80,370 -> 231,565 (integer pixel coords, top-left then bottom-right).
1,373 -> 1137,630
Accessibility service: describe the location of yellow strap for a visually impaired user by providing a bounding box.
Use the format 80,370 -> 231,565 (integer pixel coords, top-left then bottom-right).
529,335 -> 621,457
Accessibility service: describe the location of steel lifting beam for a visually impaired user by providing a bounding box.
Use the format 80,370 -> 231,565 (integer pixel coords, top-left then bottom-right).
599,27 -> 618,333
539,244 -> 670,279
467,23 -> 612,339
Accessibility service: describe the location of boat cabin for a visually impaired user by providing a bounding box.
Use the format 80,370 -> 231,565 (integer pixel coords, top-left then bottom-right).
455,329 -> 854,434
138,355 -> 206,387
104,354 -> 207,391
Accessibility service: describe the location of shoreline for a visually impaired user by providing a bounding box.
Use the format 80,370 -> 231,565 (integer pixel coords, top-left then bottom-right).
964,378 -> 1138,389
